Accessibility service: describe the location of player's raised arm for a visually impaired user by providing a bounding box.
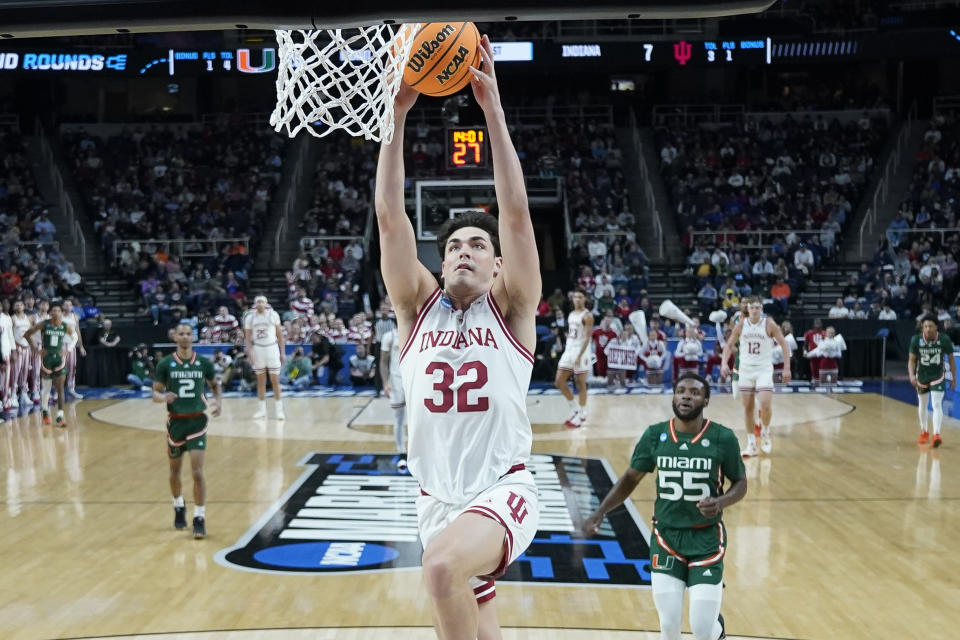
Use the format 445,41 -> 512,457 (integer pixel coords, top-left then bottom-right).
375,84 -> 438,328
469,35 -> 541,316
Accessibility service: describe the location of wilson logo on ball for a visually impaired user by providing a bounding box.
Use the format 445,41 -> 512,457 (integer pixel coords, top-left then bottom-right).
406,24 -> 456,73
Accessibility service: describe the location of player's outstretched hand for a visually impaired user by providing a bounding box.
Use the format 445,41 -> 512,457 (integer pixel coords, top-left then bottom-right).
581,511 -> 603,537
394,82 -> 419,115
163,391 -> 178,404
469,35 -> 501,113
697,497 -> 722,519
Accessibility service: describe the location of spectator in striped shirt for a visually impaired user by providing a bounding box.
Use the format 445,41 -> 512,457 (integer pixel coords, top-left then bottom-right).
290,288 -> 315,319
214,306 -> 239,343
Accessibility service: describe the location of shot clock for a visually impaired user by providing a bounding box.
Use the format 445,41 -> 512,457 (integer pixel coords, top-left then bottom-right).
446,126 -> 488,169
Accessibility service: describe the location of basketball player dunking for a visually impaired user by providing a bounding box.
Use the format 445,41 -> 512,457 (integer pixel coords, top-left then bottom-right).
721,297 -> 791,457
376,35 -> 540,640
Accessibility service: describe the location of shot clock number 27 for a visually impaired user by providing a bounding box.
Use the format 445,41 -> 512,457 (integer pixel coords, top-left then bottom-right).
446,127 -> 488,169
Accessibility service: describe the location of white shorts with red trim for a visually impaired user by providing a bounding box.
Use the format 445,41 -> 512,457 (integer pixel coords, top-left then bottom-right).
389,373 -> 405,408
737,364 -> 774,392
252,344 -> 282,374
558,347 -> 594,375
416,468 -> 539,603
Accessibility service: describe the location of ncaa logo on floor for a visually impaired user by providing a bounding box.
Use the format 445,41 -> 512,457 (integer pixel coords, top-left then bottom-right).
215,452 -> 653,587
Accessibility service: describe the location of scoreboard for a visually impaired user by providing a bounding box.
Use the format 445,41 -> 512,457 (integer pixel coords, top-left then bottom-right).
446,127 -> 488,170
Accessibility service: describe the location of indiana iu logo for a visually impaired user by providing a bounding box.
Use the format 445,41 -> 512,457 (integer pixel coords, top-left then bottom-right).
506,491 -> 528,524
673,41 -> 693,65
215,452 -> 653,587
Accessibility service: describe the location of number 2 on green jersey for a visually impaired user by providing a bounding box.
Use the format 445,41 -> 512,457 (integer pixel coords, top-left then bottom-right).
178,379 -> 196,399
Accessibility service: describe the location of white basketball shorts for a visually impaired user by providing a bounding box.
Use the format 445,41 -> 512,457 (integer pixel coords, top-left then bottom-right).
558,346 -> 594,375
252,344 -> 282,374
737,364 -> 774,392
417,467 -> 539,603
389,372 -> 405,408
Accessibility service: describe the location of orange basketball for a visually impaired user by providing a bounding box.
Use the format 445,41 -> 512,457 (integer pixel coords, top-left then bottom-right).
403,22 -> 481,97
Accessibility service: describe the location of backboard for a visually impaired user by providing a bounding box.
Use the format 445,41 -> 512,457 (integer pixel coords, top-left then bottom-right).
0,0 -> 776,38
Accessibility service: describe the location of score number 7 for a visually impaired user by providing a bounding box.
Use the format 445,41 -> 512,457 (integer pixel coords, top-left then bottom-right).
452,142 -> 482,166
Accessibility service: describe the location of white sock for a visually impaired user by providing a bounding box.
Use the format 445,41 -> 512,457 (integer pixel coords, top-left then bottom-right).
41,379 -> 51,410
747,432 -> 757,446
194,505 -> 205,519
579,404 -> 588,419
567,398 -> 579,414
688,583 -> 724,640
918,393 -> 930,432
931,390 -> 944,435
393,406 -> 406,453
172,495 -> 185,507
259,400 -> 266,412
650,572 -> 685,640
56,409 -> 64,418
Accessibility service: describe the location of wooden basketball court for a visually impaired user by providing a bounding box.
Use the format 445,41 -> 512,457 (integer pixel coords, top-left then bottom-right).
1,390 -> 956,640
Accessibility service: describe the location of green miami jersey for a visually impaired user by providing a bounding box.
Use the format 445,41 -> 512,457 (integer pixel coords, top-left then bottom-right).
630,419 -> 745,529
154,352 -> 215,414
909,333 -> 954,384
42,321 -> 67,351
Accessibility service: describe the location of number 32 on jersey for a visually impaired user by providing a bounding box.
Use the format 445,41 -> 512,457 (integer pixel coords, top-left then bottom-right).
424,360 -> 488,413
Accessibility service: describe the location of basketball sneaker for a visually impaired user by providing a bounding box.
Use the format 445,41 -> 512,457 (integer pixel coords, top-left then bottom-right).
396,457 -> 408,472
918,431 -> 931,445
174,506 -> 187,530
760,429 -> 773,454
564,412 -> 583,429
276,408 -> 286,421
192,516 -> 206,539
252,406 -> 267,419
55,413 -> 65,428
933,434 -> 943,448
42,410 -> 50,425
742,440 -> 759,458
67,388 -> 83,400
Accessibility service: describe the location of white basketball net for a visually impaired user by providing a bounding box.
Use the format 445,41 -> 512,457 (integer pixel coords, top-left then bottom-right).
271,24 -> 418,143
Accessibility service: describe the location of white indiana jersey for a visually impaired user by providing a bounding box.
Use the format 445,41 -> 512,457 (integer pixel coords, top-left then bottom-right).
739,315 -> 773,369
771,333 -> 797,365
243,308 -> 281,346
399,288 -> 534,504
566,309 -> 590,349
13,313 -> 32,347
62,312 -> 79,349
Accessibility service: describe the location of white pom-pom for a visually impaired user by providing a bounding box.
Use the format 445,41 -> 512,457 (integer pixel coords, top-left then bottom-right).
709,310 -> 727,324
646,355 -> 662,370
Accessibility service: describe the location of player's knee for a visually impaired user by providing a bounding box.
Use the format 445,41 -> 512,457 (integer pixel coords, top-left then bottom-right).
689,615 -> 715,640
191,467 -> 204,484
421,548 -> 464,598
